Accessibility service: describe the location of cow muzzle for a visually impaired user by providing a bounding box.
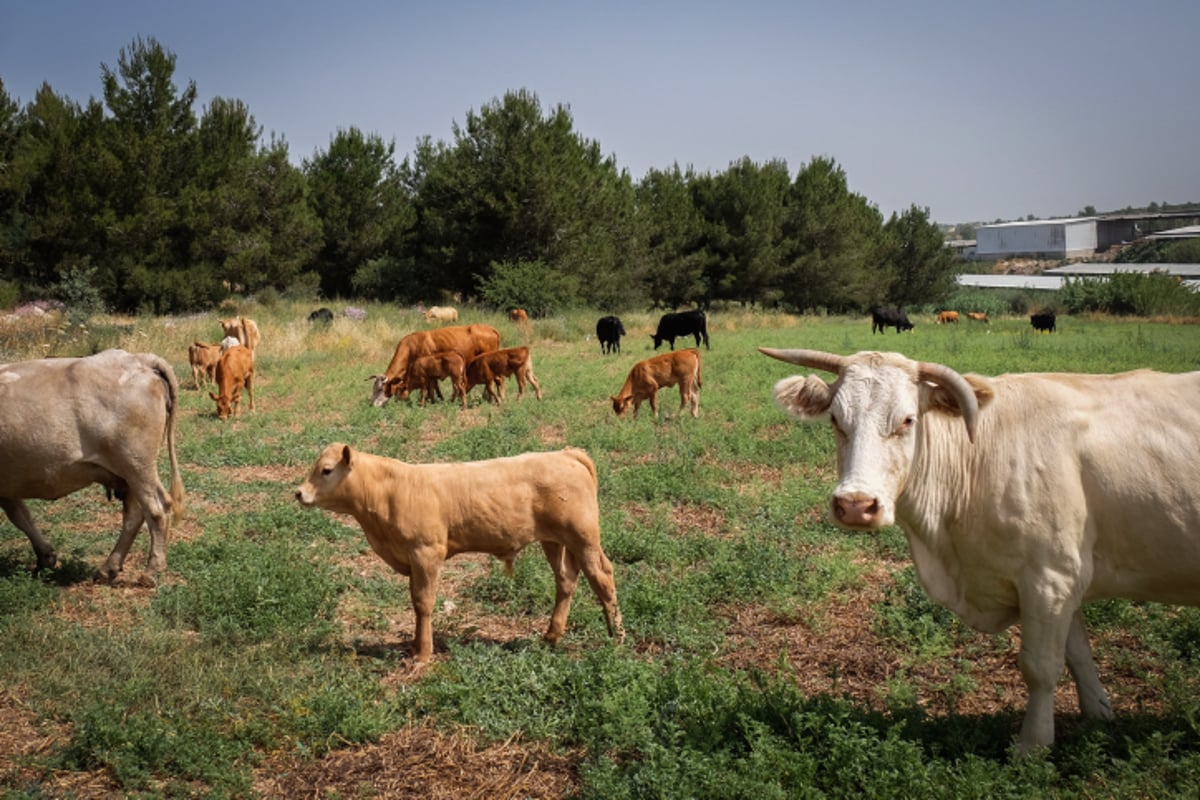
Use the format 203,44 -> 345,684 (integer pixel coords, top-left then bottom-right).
831,491 -> 888,529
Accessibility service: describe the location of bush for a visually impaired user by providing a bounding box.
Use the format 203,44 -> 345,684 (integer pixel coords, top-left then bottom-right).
476,259 -> 579,318
1059,273 -> 1200,316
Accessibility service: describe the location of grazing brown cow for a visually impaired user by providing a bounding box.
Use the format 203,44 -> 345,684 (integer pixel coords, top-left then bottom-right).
937,310 -> 960,324
370,324 -> 501,407
509,308 -> 529,324
611,349 -> 702,419
423,306 -> 458,323
219,316 -> 261,357
966,311 -> 989,323
209,345 -> 255,420
295,443 -> 625,663
187,340 -> 222,389
392,351 -> 469,409
465,346 -> 543,403
0,349 -> 184,584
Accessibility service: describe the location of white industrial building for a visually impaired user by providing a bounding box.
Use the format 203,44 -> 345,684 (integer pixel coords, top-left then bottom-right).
975,218 -> 1098,259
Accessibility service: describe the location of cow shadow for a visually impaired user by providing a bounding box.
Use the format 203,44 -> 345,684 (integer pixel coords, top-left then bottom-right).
0,550 -> 97,586
867,699 -> 1200,765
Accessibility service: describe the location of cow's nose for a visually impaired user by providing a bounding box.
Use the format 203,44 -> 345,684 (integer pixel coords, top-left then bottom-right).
832,492 -> 880,528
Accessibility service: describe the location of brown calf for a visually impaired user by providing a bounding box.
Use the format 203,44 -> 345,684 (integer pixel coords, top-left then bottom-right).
611,348 -> 702,419
937,310 -> 960,324
188,341 -> 222,389
209,345 -> 255,420
393,351 -> 468,409
509,308 -> 529,324
465,346 -> 543,403
966,311 -> 989,323
295,443 -> 624,662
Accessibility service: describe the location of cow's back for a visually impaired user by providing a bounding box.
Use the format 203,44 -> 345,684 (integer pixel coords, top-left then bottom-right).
0,350 -> 174,500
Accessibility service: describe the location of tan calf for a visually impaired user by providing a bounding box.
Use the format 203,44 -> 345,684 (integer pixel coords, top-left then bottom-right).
393,351 -> 468,409
611,348 -> 702,419
187,340 -> 222,389
219,316 -> 261,357
209,345 -> 255,420
423,305 -> 458,323
465,346 -> 543,403
295,443 -> 625,663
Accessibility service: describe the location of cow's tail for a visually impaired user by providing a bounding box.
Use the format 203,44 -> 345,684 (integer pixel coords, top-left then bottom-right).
563,447 -> 598,487
149,353 -> 186,520
696,353 -> 703,389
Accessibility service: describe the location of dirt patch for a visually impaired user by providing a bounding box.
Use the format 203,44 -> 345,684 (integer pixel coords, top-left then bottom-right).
253,722 -> 578,799
718,562 -> 1170,722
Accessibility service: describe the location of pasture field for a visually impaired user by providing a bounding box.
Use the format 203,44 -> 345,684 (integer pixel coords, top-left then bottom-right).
2,304 -> 1200,798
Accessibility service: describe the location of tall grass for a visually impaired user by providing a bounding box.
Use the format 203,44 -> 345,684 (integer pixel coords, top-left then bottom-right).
2,303 -> 1200,796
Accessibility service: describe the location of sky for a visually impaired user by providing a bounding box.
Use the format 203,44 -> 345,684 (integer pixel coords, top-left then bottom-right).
2,0 -> 1197,224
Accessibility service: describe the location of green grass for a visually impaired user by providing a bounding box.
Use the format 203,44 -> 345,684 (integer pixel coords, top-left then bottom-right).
1,303 -> 1200,796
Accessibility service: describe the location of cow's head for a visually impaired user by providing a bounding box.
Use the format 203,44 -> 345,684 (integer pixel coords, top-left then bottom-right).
759,348 -> 992,530
367,374 -> 404,407
610,394 -> 634,416
295,442 -> 354,513
209,390 -> 234,420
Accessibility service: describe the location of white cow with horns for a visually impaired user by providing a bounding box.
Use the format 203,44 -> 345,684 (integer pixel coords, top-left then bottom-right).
759,347 -> 1200,752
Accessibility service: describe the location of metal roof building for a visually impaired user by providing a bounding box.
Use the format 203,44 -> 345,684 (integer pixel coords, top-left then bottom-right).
975,218 -> 1098,259
958,263 -> 1200,291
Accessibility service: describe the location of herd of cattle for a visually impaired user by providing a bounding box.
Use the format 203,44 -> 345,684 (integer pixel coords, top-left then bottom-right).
2,303 -> 1196,754
871,305 -> 1056,334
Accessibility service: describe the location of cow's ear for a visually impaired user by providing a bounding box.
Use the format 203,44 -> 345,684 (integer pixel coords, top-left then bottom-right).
208,391 -> 218,401
772,375 -> 834,421
923,374 -> 995,418
340,445 -> 353,468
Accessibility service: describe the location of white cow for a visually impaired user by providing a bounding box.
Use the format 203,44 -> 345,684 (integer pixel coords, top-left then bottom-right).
0,349 -> 185,584
760,347 -> 1200,751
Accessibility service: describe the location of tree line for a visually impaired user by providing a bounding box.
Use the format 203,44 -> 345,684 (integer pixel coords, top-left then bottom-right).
0,37 -> 958,316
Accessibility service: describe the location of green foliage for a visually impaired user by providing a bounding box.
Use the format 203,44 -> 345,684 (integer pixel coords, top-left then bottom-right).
154,533 -> 342,646
1059,273 -> 1200,316
476,258 -> 578,317
873,567 -> 975,662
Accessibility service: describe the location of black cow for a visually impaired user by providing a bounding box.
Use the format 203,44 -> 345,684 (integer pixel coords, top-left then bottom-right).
308,307 -> 334,324
1031,311 -> 1057,333
596,315 -> 626,355
652,309 -> 709,350
870,305 -> 914,334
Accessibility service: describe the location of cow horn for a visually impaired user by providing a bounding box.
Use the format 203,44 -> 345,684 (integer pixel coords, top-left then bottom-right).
758,348 -> 848,375
917,361 -> 980,443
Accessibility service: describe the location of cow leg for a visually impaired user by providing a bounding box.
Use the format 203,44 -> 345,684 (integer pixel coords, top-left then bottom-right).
1065,609 -> 1114,720
574,544 -> 625,644
648,391 -> 659,419
101,483 -> 170,585
407,558 -> 442,662
540,541 -> 578,645
526,368 -> 543,401
245,373 -> 255,412
1,498 -> 56,571
1016,607 -> 1074,751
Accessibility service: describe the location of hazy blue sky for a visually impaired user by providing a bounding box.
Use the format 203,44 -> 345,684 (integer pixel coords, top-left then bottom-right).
3,0 -> 1197,223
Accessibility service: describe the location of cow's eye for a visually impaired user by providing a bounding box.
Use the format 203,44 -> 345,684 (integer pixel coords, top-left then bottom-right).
321,467 -> 333,476
894,416 -> 915,435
